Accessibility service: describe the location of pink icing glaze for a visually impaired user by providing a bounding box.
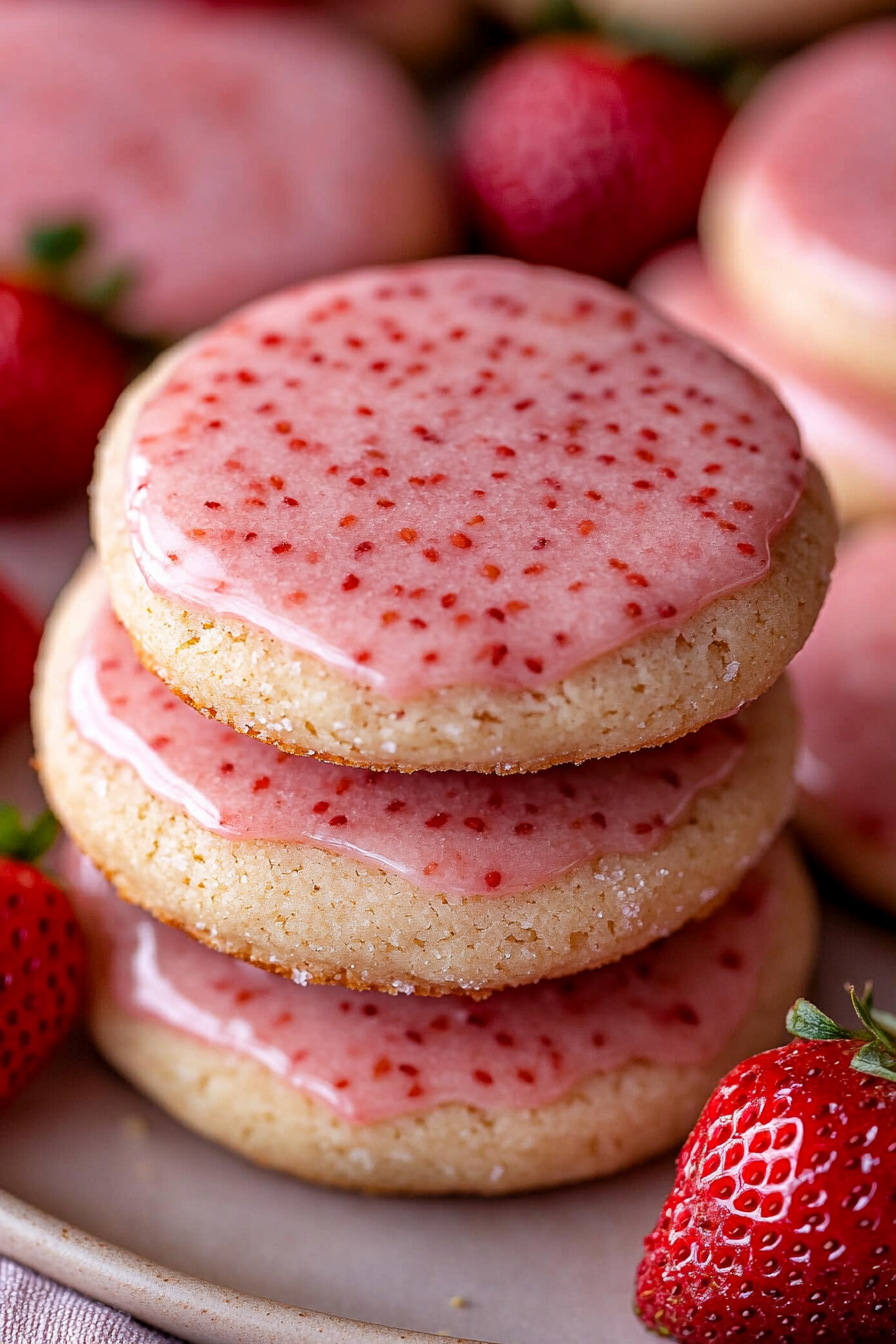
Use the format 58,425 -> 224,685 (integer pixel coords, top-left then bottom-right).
0,1 -> 448,336
127,257 -> 804,696
713,21 -> 896,313
790,526 -> 896,851
636,244 -> 896,492
69,603 -> 746,898
62,843 -> 779,1123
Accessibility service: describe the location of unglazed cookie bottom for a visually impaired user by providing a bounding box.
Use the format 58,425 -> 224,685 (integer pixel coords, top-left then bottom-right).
92,347 -> 835,772
36,558 -> 798,995
83,837 -> 817,1196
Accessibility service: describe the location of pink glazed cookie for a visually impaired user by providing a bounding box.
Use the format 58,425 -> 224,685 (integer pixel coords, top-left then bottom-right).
635,244 -> 896,523
702,21 -> 896,398
35,558 -> 797,995
62,837 -> 817,1194
0,0 -> 451,338
92,256 -> 835,772
790,524 -> 896,914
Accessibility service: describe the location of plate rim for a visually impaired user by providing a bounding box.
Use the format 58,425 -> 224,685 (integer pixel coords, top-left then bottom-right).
0,1187 -> 475,1344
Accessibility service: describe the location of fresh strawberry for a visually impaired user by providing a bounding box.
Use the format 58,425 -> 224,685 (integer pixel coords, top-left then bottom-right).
457,38 -> 729,283
635,986 -> 896,1342
0,808 -> 85,1104
0,582 -> 41,737
0,280 -> 129,514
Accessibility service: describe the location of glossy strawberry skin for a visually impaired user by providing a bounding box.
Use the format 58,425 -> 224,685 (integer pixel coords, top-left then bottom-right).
0,281 -> 128,514
458,39 -> 729,284
0,857 -> 85,1103
0,584 -> 41,736
636,1039 -> 896,1342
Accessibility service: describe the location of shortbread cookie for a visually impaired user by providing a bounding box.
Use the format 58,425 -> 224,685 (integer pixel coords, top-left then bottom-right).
93,256 -> 835,772
35,557 -> 797,995
0,1 -> 450,337
790,525 -> 896,914
636,244 -> 896,524
702,22 -> 896,398
64,837 -> 818,1196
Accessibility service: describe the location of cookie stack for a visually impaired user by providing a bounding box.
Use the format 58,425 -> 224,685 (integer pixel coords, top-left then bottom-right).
35,257 -> 835,1194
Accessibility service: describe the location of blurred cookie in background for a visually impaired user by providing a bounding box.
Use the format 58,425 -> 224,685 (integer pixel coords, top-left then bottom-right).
635,244 -> 896,524
0,0 -> 454,339
790,523 -> 896,916
701,20 -> 896,393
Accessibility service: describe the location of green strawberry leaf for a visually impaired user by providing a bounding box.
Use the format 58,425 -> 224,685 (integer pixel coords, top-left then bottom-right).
789,986 -> 896,1080
849,983 -> 896,1050
786,997 -> 856,1042
871,1006 -> 896,1039
852,1040 -> 896,1084
23,217 -> 135,317
27,219 -> 91,268
0,804 -> 58,863
79,264 -> 135,313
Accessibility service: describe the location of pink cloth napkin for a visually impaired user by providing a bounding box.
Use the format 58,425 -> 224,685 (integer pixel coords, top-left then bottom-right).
0,1257 -> 180,1343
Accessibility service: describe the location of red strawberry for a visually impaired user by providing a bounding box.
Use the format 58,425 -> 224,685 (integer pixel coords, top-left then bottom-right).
457,38 -> 729,283
635,987 -> 896,1342
0,281 -> 129,514
0,582 -> 41,737
0,808 -> 85,1104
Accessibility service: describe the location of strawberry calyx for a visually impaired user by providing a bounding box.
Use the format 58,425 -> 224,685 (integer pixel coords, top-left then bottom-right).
0,804 -> 58,865
787,983 -> 896,1083
21,218 -> 134,316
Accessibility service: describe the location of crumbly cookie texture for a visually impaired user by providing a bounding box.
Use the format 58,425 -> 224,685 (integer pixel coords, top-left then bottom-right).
85,838 -> 817,1196
92,349 -> 835,772
36,557 -> 797,996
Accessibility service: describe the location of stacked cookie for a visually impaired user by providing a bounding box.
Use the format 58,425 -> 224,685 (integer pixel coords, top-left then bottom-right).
631,23 -> 896,918
35,257 -> 835,1194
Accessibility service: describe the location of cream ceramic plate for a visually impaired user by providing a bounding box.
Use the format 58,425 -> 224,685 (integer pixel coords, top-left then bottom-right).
1,506 -> 894,1344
